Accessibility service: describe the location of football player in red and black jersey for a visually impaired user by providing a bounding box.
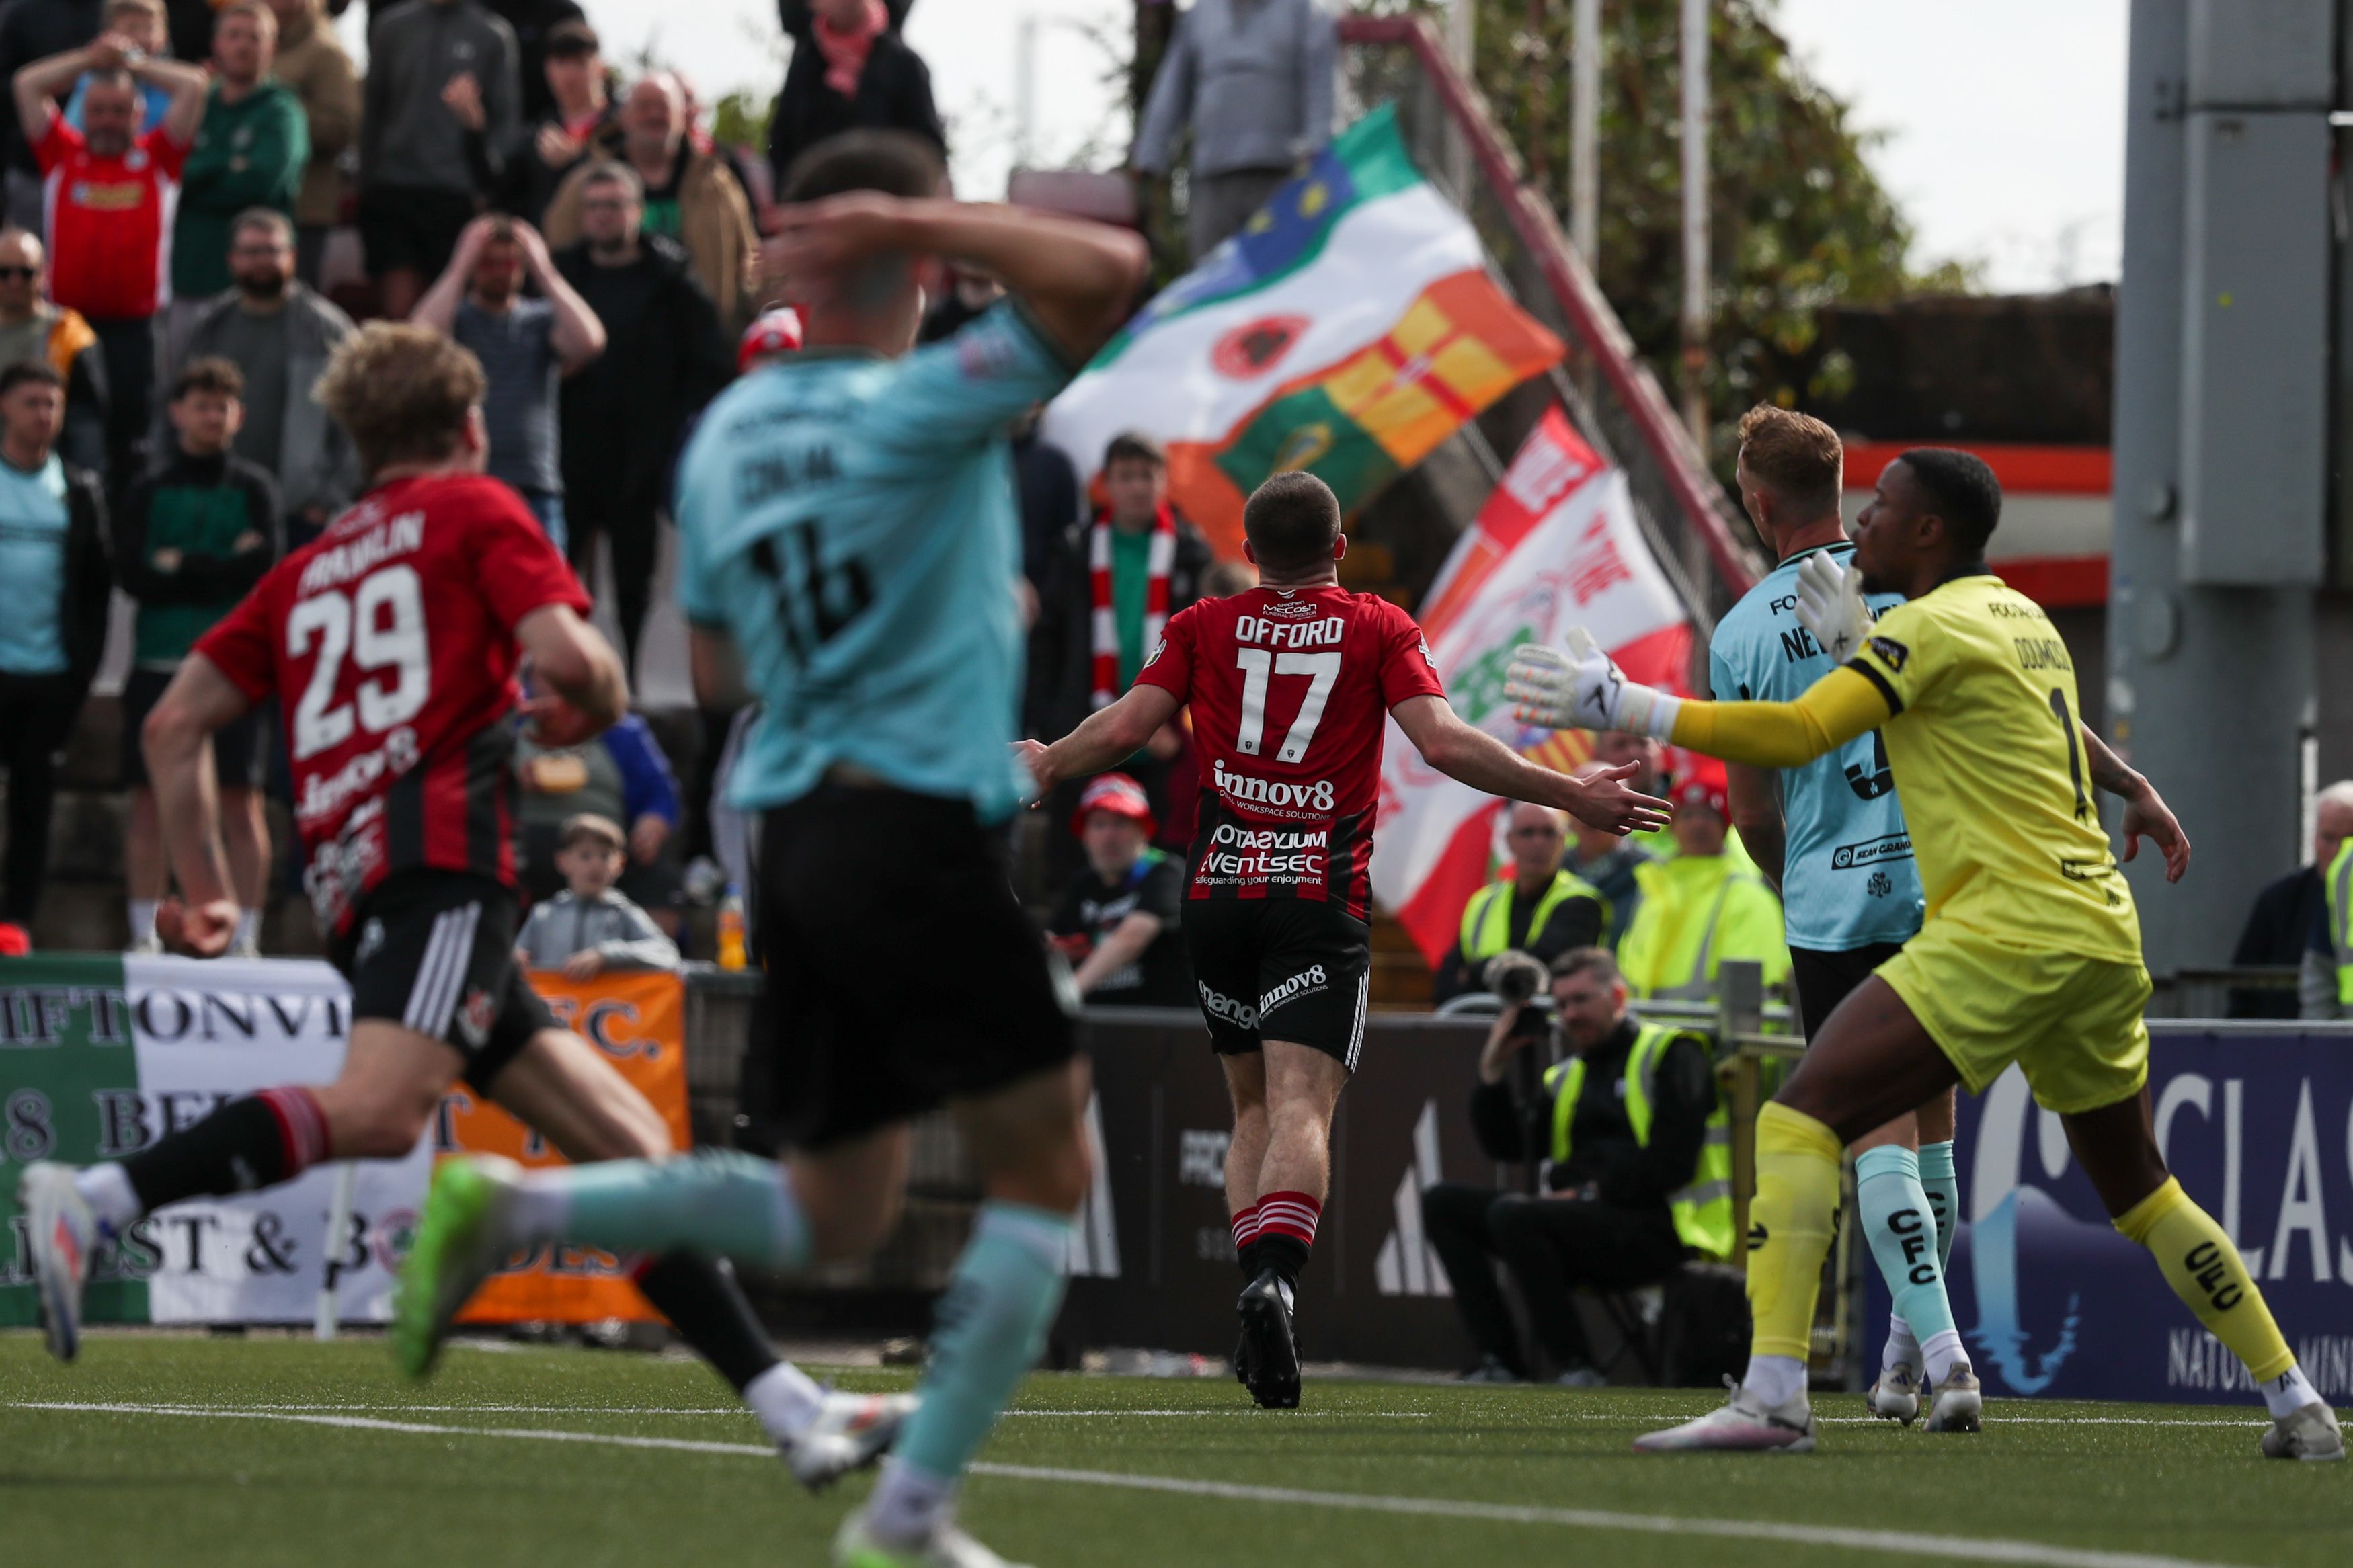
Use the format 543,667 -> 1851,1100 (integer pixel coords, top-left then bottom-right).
1023,471 -> 1671,1406
15,323 -> 910,1489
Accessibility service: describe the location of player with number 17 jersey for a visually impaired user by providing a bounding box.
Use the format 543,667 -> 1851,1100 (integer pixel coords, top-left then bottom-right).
1142,584 -> 1443,919
1135,583 -> 1445,1062
195,474 -> 590,942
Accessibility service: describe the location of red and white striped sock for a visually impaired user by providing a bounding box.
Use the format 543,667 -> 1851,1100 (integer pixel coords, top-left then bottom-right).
1230,1202 -> 1261,1280
1254,1190 -> 1322,1289
1256,1191 -> 1322,1248
256,1085 -> 333,1173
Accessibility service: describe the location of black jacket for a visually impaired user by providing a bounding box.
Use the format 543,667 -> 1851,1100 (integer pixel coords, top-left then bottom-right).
37,457 -> 112,700
485,0 -> 585,125
1028,510 -> 1214,739
493,99 -> 621,227
0,0 -> 101,176
553,234 -> 733,506
2231,865 -> 2327,1020
1468,1018 -> 1713,1212
766,9 -> 944,192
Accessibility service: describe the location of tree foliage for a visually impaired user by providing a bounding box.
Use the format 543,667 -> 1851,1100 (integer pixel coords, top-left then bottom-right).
1354,0 -> 1972,448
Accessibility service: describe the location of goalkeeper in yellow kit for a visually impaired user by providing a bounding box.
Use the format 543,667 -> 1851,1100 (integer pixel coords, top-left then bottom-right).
1507,448 -> 2343,1460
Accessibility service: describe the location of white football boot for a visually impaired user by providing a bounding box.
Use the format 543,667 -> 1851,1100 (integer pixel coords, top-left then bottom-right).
785,1390 -> 920,1490
1868,1361 -> 1921,1426
834,1513 -> 1031,1568
1633,1383 -> 1817,1453
18,1162 -> 97,1362
1923,1366 -> 1983,1433
2262,1402 -> 2346,1462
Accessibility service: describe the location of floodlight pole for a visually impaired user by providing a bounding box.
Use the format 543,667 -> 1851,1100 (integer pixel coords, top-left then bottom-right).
1571,0 -> 1599,266
1677,0 -> 1709,451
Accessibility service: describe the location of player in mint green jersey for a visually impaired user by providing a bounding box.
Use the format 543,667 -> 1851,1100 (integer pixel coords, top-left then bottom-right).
397,132 -> 1149,1568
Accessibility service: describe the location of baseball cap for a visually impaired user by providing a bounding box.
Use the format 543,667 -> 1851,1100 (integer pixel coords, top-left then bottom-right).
559,812 -> 626,852
738,307 -> 804,372
1671,758 -> 1729,819
544,19 -> 600,56
1070,773 -> 1155,839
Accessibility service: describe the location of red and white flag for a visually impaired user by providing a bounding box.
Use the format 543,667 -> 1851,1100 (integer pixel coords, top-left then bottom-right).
1371,409 -> 1691,966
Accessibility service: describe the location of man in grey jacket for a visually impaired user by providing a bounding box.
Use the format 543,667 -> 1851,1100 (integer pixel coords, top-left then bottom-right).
1133,0 -> 1336,261
359,0 -> 519,318
516,813 -> 682,978
157,208 -> 358,549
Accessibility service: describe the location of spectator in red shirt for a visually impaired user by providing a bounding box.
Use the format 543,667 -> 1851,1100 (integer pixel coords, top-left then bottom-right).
11,30 -> 205,483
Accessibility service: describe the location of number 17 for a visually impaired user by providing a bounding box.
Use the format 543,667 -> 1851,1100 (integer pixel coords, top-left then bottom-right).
1235,649 -> 1341,764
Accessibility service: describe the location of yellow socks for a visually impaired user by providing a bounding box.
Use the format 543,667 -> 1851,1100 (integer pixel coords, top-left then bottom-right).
1746,1102 -> 1844,1361
2117,1178 -> 2295,1384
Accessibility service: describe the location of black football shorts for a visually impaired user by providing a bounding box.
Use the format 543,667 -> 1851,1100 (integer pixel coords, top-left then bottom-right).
1789,939 -> 1908,1045
334,870 -> 555,1093
1181,897 -> 1371,1069
755,781 -> 1078,1150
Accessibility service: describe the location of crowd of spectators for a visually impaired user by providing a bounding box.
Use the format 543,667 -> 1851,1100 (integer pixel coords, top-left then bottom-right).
0,0 -> 890,953
0,0 -> 1369,978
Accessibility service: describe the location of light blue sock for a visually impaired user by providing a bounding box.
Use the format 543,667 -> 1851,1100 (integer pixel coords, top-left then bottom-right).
1917,1140 -> 1960,1273
1854,1145 -> 1959,1354
890,1202 -> 1072,1487
526,1149 -> 810,1270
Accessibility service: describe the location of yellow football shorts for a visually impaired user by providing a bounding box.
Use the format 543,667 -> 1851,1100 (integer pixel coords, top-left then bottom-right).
1878,921 -> 2151,1114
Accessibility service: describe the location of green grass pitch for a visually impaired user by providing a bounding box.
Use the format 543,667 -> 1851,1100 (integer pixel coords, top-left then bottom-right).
3,1334 -> 2345,1567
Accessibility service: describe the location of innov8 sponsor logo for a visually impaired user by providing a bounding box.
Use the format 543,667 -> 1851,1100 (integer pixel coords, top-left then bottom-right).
1259,964 -> 1328,1016
1212,760 -> 1334,812
1198,982 -> 1259,1030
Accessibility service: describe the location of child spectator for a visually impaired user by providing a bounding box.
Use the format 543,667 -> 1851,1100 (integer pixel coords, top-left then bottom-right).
515,812 -> 681,978
64,0 -> 170,135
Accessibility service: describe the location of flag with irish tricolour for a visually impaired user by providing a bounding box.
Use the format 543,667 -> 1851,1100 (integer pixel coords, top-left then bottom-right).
1043,105 -> 1564,556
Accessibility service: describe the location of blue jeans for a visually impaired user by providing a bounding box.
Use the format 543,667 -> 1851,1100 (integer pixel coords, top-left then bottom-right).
520,489 -> 568,555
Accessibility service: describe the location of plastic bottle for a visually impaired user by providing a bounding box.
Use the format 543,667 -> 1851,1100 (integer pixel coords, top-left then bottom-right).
716,884 -> 747,971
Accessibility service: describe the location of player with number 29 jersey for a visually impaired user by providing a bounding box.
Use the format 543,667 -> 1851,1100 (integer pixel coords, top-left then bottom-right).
1137,583 -> 1444,922
196,474 -> 590,938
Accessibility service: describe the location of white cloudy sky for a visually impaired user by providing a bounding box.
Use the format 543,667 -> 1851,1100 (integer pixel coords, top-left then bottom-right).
371,0 -> 2128,293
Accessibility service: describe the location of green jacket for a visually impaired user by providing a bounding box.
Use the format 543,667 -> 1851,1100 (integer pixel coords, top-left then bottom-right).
116,450 -> 280,666
172,80 -> 309,301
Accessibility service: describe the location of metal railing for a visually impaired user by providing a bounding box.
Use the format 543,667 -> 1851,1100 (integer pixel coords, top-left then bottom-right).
1335,13 -> 1765,627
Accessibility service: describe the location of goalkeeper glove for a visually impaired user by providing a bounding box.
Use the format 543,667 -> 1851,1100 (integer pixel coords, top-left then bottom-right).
1504,628 -> 1681,739
1794,548 -> 1872,664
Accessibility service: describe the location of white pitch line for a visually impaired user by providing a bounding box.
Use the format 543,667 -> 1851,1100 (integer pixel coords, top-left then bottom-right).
7,1401 -> 2263,1568
23,1399 -> 2262,1429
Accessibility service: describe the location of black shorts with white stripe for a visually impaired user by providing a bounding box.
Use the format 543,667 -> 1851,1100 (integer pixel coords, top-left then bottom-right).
333,870 -> 555,1092
1181,898 -> 1372,1071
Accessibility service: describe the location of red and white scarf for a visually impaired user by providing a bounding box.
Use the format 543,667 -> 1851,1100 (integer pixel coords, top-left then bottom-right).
814,0 -> 889,98
1090,505 -> 1177,710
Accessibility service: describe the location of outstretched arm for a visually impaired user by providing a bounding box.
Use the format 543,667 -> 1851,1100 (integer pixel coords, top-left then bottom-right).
2081,723 -> 2190,882
1389,695 -> 1669,836
1021,684 -> 1182,794
1664,667 -> 1889,768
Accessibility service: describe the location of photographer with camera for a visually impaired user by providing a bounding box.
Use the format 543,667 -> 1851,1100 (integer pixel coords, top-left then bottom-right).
1421,947 -> 1730,1384
1432,802 -> 1606,1001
